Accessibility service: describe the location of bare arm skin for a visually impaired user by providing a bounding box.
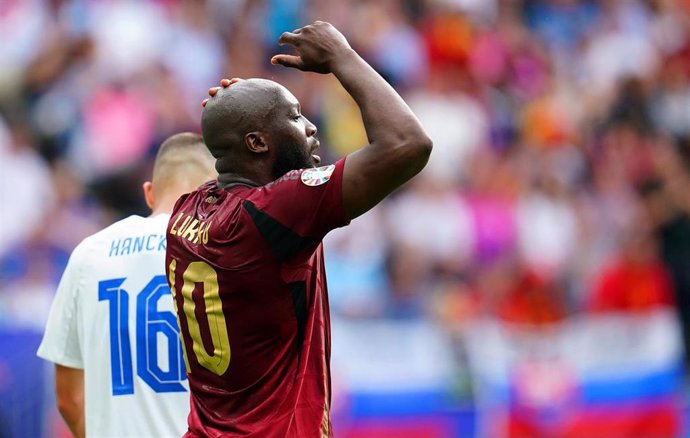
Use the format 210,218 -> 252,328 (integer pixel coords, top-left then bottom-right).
55,364 -> 85,438
272,21 -> 432,219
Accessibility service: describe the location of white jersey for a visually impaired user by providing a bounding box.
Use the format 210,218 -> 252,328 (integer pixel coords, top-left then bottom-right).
37,214 -> 189,438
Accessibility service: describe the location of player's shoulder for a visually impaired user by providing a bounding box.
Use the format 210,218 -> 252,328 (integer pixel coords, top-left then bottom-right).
172,180 -> 218,212
75,215 -> 161,253
236,164 -> 342,216
259,163 -> 339,193
91,215 -> 153,237
298,163 -> 338,187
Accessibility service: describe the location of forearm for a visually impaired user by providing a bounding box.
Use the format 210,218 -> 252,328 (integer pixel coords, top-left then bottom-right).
55,365 -> 85,438
331,50 -> 429,148
59,406 -> 85,438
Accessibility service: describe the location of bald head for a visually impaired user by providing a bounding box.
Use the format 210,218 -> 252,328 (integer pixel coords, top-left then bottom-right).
201,78 -> 295,159
200,78 -> 319,185
151,132 -> 216,205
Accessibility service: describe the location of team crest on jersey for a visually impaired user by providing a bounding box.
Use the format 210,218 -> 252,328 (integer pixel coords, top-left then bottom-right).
301,164 -> 335,187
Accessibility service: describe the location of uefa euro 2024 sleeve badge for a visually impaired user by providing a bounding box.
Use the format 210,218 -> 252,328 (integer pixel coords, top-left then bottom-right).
301,164 -> 336,187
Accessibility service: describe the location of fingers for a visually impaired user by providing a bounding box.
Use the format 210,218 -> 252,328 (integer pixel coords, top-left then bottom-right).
202,77 -> 243,107
220,77 -> 242,87
276,31 -> 303,69
214,78 -> 241,93
271,54 -> 304,70
278,31 -> 300,46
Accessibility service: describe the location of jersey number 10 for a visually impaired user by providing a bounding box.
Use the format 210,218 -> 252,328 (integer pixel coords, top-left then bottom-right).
168,260 -> 231,376
98,276 -> 187,395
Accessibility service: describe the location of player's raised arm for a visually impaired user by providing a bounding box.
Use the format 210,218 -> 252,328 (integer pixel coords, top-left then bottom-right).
272,21 -> 432,219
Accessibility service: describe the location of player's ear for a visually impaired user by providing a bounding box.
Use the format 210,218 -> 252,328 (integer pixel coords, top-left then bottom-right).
143,181 -> 155,210
245,132 -> 269,154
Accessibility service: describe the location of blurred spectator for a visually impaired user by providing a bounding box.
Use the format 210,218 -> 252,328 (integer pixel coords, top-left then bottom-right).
463,149 -> 518,264
0,0 -> 50,101
516,182 -> 577,280
164,0 -> 225,118
350,0 -> 428,87
406,73 -> 488,186
653,55 -> 690,138
0,118 -> 55,259
483,262 -> 566,326
324,206 -> 389,317
76,85 -> 155,176
88,1 -> 168,81
523,0 -> 599,56
641,136 -> 690,369
588,212 -> 675,312
386,179 -> 475,276
581,1 -> 660,97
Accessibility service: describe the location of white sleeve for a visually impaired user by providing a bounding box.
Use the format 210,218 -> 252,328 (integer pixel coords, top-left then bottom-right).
36,243 -> 86,369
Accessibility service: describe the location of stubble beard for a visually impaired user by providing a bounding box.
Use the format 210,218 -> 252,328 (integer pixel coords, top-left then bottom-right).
272,143 -> 314,180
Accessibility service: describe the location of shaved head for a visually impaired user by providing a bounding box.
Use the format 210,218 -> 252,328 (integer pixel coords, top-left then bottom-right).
152,132 -> 216,199
201,79 -> 291,158
200,78 -> 319,184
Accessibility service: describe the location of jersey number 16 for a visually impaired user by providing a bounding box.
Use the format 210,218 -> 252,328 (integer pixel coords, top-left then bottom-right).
98,276 -> 187,395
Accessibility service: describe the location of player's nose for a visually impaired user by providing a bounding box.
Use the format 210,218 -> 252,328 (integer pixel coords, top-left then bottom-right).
306,119 -> 317,137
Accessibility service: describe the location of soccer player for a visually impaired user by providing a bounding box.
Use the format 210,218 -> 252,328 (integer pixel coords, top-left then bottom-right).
166,21 -> 432,437
37,133 -> 216,438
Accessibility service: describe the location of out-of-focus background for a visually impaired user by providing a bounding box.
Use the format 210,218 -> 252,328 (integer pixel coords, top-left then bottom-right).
2,0 -> 690,437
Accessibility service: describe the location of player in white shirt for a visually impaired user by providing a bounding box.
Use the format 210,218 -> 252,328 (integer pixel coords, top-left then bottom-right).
37,132 -> 216,438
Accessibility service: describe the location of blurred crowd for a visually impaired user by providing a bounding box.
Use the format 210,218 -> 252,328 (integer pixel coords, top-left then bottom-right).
2,0 -> 690,368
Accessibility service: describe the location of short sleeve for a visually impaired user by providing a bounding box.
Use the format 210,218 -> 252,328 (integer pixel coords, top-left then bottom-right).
241,158 -> 350,260
36,244 -> 85,369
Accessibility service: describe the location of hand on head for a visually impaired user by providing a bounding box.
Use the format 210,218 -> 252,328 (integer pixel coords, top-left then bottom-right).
202,78 -> 243,107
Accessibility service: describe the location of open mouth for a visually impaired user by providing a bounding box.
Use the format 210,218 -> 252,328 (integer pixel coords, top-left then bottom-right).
311,141 -> 321,165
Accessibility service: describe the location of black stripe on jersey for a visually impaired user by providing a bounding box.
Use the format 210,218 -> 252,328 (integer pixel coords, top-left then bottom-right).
289,281 -> 307,351
242,200 -> 315,261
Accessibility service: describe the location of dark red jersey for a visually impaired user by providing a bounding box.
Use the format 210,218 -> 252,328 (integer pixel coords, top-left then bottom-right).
165,159 -> 349,438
